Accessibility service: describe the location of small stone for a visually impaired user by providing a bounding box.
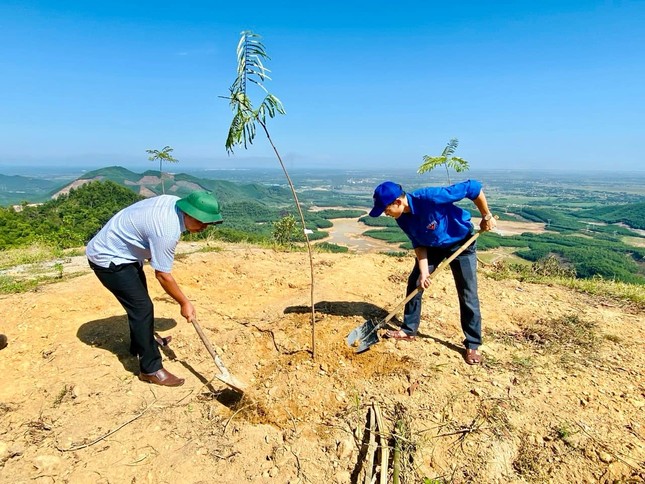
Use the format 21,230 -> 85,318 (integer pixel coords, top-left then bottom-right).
598,451 -> 613,463
0,441 -> 9,462
268,467 -> 279,478
336,437 -> 354,460
33,455 -> 62,475
334,470 -> 351,483
630,398 -> 645,409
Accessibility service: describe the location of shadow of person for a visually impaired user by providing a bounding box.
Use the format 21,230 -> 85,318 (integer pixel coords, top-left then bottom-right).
284,300 -> 389,320
418,332 -> 465,357
77,316 -> 177,374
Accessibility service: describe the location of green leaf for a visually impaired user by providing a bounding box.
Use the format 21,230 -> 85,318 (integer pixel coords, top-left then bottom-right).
225,30 -> 285,153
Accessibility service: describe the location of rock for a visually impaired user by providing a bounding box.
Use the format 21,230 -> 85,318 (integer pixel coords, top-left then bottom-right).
33,455 -> 62,475
336,437 -> 354,460
0,334 -> 7,350
630,398 -> 645,409
598,451 -> 613,463
0,441 -> 9,462
334,470 -> 351,483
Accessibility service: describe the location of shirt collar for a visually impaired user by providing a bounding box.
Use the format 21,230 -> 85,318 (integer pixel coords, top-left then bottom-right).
176,206 -> 187,232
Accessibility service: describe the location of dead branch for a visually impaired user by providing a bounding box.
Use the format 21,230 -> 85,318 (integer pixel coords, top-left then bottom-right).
575,421 -> 642,471
56,398 -> 156,452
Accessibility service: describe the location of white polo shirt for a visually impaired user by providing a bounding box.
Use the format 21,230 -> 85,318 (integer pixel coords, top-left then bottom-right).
86,195 -> 186,273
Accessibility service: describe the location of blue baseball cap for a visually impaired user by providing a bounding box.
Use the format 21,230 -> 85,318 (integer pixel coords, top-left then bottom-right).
369,181 -> 404,217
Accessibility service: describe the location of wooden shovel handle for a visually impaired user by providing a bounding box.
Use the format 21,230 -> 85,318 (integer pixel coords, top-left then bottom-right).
380,231 -> 481,325
190,318 -> 229,376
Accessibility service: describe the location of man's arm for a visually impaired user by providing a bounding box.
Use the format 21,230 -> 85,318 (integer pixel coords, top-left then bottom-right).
472,190 -> 497,232
155,270 -> 196,322
414,246 -> 432,289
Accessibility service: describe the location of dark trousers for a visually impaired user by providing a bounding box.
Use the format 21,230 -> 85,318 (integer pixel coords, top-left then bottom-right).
401,239 -> 482,349
88,260 -> 162,373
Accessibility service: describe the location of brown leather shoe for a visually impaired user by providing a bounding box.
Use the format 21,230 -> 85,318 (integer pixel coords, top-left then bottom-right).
138,368 -> 185,387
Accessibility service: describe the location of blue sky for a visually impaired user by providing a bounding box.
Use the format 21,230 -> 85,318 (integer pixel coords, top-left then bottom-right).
1,1 -> 643,172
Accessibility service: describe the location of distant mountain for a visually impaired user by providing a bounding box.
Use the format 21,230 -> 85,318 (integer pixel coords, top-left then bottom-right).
0,174 -> 63,206
53,166 -> 292,205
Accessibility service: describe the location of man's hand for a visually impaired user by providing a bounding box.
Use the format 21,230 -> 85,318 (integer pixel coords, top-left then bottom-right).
479,214 -> 497,232
181,301 -> 196,323
417,271 -> 431,289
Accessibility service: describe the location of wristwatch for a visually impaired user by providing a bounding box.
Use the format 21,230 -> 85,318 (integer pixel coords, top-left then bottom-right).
483,213 -> 493,221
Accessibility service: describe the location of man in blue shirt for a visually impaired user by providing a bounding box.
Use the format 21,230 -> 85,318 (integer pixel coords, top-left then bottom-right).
87,191 -> 223,386
369,180 -> 497,365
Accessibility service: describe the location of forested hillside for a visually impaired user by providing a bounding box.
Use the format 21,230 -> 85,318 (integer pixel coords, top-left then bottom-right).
0,181 -> 142,249
2,168 -> 644,285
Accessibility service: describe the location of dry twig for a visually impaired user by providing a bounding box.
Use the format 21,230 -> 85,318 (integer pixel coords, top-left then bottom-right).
56,398 -> 156,452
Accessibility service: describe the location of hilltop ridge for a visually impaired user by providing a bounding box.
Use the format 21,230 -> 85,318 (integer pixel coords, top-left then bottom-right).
52,165 -> 293,202
0,242 -> 643,482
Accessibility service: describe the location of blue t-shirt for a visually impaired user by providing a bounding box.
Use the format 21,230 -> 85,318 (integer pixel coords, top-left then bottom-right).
86,195 -> 186,273
396,180 -> 482,249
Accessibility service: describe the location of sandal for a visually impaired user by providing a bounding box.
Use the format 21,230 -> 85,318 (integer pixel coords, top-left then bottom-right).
154,333 -> 172,347
465,348 -> 482,365
385,329 -> 416,341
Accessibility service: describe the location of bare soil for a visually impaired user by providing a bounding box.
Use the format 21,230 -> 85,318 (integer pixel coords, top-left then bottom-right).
0,241 -> 644,483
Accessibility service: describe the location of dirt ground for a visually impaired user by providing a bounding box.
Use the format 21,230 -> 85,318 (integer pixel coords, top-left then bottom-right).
0,241 -> 644,483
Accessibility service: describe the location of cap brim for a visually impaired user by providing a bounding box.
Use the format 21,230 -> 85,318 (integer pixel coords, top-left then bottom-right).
176,200 -> 223,223
369,205 -> 385,217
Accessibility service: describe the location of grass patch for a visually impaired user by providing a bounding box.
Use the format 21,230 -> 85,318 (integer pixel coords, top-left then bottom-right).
603,334 -> 621,344
486,261 -> 645,308
0,271 -> 86,295
512,436 -> 549,481
510,354 -> 536,373
197,244 -> 223,254
382,250 -> 409,257
0,274 -> 40,294
315,242 -> 349,253
515,314 -> 598,353
0,243 -> 69,270
511,314 -> 599,369
478,398 -> 513,439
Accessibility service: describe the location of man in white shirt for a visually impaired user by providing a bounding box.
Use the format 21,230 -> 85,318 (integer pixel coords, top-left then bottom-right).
86,191 -> 222,386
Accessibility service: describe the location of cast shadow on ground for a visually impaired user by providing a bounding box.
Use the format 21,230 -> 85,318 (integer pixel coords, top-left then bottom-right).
77,316 -> 244,405
284,300 -> 389,320
77,315 -> 177,374
417,331 -> 467,359
286,301 -> 465,359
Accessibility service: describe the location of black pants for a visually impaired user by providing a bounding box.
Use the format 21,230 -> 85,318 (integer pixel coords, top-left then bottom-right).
88,260 -> 162,373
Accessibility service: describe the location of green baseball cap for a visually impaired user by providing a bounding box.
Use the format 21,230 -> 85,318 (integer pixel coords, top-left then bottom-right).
176,191 -> 223,224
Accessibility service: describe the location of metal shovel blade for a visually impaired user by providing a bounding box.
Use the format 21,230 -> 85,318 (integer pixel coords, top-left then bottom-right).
346,318 -> 382,353
356,330 -> 380,353
191,318 -> 246,394
346,318 -> 378,347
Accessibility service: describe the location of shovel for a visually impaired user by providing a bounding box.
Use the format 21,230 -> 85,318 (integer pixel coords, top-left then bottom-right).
346,231 -> 481,353
191,317 -> 246,393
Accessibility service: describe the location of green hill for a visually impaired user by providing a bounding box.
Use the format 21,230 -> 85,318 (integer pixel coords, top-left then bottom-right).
577,202 -> 645,230
58,166 -> 293,203
0,174 -> 62,206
